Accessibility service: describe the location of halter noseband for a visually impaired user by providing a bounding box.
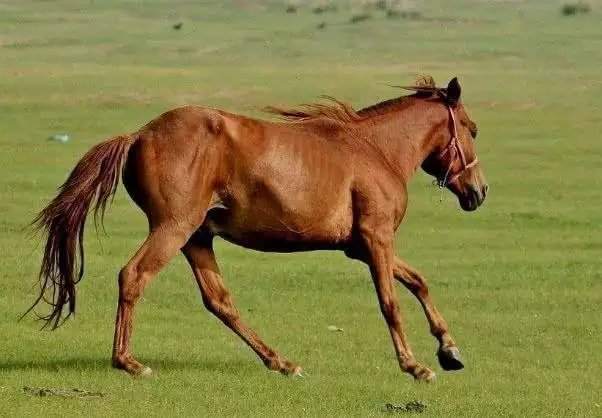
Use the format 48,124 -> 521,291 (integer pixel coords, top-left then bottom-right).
435,105 -> 479,188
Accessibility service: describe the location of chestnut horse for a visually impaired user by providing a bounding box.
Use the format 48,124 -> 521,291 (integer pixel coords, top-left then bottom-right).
30,76 -> 487,382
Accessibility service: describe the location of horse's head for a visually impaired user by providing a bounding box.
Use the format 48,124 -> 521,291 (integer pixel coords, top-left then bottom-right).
421,77 -> 488,211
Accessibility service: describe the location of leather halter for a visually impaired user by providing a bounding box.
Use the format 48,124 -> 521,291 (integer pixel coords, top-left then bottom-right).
435,105 -> 479,188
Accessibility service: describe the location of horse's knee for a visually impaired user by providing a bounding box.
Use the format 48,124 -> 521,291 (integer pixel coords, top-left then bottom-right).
118,264 -> 136,285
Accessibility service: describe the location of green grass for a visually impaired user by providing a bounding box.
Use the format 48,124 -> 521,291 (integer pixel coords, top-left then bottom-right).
1,0 -> 601,416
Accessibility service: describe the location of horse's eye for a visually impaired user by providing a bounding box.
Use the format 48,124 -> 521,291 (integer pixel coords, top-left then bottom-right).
469,122 -> 478,139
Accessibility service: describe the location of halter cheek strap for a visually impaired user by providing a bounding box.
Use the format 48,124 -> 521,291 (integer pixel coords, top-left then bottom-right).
435,105 -> 479,188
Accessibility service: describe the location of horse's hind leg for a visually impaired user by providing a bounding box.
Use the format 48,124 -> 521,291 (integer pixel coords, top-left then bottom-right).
112,223 -> 195,376
182,233 -> 301,376
393,257 -> 464,371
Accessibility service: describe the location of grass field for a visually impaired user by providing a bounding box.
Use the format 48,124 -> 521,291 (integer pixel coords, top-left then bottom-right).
1,0 -> 601,416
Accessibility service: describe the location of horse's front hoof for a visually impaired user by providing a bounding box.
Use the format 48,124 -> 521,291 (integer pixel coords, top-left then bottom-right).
265,356 -> 302,377
437,346 -> 464,371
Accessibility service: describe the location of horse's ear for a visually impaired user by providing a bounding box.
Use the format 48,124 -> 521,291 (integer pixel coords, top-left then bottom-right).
446,77 -> 461,105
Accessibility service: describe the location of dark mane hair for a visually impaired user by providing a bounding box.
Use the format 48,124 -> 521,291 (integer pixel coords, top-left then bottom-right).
265,75 -> 447,123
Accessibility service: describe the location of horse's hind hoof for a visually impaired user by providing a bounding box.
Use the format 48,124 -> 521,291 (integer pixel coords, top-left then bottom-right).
138,366 -> 154,378
292,367 -> 307,379
413,366 -> 436,383
437,346 -> 464,371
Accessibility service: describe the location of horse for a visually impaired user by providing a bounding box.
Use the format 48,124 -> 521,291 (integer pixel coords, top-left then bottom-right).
29,76 -> 487,382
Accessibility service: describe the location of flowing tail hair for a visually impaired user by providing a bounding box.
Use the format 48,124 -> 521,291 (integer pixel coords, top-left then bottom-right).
26,135 -> 135,329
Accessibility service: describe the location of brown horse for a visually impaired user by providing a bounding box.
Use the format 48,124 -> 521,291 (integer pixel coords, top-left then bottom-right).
29,76 -> 487,382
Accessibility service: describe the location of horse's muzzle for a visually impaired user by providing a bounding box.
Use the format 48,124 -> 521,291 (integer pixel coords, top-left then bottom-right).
460,183 -> 488,211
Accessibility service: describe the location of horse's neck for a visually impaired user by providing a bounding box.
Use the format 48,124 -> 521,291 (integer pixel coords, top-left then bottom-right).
357,103 -> 444,182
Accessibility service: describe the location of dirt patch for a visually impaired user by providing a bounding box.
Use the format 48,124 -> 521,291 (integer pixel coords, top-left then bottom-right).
23,386 -> 105,398
385,401 -> 427,413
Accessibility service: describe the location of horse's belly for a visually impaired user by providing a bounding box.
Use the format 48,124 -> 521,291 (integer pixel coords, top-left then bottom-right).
203,203 -> 353,253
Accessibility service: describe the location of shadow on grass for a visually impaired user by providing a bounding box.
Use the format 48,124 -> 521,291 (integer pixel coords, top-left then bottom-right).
0,356 -> 257,374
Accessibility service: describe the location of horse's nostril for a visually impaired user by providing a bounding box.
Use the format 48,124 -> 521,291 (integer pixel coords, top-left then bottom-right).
482,184 -> 489,198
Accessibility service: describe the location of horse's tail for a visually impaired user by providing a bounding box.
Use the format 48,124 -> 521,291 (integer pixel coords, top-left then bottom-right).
26,135 -> 135,329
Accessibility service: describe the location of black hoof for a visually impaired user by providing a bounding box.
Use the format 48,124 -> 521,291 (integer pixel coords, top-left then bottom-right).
437,346 -> 464,371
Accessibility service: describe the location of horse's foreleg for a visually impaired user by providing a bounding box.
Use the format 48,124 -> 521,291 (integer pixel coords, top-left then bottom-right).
357,226 -> 435,382
182,236 -> 302,376
393,258 -> 464,371
112,224 -> 194,376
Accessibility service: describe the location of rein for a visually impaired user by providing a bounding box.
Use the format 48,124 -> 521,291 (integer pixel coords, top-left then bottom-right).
435,105 -> 478,189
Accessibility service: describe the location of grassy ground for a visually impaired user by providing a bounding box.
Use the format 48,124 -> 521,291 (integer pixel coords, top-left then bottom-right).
1,0 -> 601,416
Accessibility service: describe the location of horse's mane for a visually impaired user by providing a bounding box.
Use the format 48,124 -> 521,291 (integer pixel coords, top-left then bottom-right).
264,96 -> 361,123
265,75 -> 446,123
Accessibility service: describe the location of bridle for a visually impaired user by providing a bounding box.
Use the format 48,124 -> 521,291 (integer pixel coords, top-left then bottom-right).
434,105 -> 479,188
